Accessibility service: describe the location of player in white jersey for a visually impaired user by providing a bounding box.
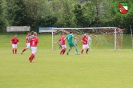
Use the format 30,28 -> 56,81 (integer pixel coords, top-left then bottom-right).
88,35 -> 92,51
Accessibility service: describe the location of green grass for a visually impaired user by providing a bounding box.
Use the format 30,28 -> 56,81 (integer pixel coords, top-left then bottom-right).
0,34 -> 133,88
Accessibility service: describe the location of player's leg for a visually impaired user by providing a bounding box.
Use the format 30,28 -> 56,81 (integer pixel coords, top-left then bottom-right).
74,44 -> 79,55
21,43 -> 30,54
62,45 -> 67,54
67,47 -> 72,55
14,44 -> 17,54
60,45 -> 63,54
29,47 -> 37,62
81,45 -> 85,54
12,44 -> 15,54
86,45 -> 89,54
60,46 -> 63,55
67,44 -> 72,55
60,45 -> 66,55
89,43 -> 92,51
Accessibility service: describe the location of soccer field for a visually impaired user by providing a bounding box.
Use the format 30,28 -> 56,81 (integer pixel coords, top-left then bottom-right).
0,34 -> 133,88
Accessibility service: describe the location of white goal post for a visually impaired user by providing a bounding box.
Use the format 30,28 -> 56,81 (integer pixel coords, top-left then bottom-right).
51,27 -> 124,51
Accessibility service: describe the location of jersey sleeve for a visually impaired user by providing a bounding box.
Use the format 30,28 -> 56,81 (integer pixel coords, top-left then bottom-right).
37,38 -> 39,43
17,39 -> 19,42
72,35 -> 74,38
28,36 -> 31,40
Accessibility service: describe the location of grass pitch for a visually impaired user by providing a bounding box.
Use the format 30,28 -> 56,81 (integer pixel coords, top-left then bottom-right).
0,34 -> 133,88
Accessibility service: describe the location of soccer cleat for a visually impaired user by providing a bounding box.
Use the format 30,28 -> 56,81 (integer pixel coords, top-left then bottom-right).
21,52 -> 23,54
75,52 -> 80,55
67,53 -> 69,55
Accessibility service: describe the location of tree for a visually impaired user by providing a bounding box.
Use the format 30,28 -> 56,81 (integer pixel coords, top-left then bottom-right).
6,0 -> 31,26
0,0 -> 7,32
72,3 -> 85,27
82,1 -> 96,26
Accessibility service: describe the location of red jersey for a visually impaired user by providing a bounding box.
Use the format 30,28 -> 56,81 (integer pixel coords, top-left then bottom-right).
61,35 -> 66,45
82,36 -> 88,45
26,34 -> 30,43
11,37 -> 19,44
30,36 -> 39,47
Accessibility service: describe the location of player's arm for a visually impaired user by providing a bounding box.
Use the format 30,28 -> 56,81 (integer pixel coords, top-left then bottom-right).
28,35 -> 33,41
37,38 -> 39,43
17,39 -> 19,45
55,40 -> 59,43
26,37 -> 28,43
28,36 -> 31,41
82,40 -> 85,43
10,38 -> 13,45
55,38 -> 61,44
64,37 -> 66,40
72,34 -> 75,38
10,40 -> 12,45
74,37 -> 78,40
81,37 -> 85,43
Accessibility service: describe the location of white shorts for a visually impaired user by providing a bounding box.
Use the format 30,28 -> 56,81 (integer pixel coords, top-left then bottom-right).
31,47 -> 37,54
26,43 -> 30,48
12,44 -> 17,49
62,45 -> 67,49
82,44 -> 89,49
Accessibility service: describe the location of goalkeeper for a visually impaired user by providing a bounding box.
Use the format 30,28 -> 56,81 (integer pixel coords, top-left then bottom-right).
66,32 -> 79,55
88,35 -> 92,51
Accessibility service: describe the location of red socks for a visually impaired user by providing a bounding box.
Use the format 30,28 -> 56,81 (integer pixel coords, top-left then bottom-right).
15,49 -> 17,54
22,48 -> 27,53
81,49 -> 89,54
81,49 -> 84,54
12,49 -> 14,54
63,49 -> 66,54
29,54 -> 35,62
60,49 -> 66,54
86,48 -> 89,53
12,49 -> 17,54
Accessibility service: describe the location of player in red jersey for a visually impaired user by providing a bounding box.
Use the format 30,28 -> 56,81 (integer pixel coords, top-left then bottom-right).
21,32 -> 31,54
81,34 -> 89,54
60,33 -> 67,55
29,32 -> 39,62
10,34 -> 19,54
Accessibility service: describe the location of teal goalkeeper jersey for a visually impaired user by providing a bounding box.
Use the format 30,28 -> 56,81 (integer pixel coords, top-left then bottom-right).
66,34 -> 74,43
28,35 -> 34,41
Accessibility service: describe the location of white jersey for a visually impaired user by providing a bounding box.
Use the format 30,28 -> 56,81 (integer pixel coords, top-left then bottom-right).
88,36 -> 92,45
74,39 -> 78,45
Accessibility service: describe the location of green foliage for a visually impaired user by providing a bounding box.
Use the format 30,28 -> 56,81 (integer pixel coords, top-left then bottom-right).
0,0 -> 7,32
36,15 -> 58,26
1,0 -> 133,33
72,3 -> 85,26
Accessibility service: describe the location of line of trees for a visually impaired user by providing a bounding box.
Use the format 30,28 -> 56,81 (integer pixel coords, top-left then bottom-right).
0,0 -> 133,33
